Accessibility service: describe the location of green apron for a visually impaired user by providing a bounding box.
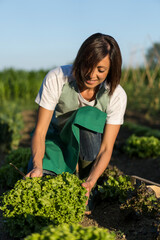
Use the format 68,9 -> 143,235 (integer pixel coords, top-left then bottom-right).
43,106 -> 107,174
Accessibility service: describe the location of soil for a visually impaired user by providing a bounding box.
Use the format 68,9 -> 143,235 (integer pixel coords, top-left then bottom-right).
0,109 -> 160,240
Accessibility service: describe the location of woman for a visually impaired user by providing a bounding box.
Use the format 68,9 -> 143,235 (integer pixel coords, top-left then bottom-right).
26,33 -> 127,211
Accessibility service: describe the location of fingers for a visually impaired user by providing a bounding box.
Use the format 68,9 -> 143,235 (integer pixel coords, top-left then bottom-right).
82,183 -> 89,193
25,168 -> 43,178
82,182 -> 91,205
82,182 -> 90,188
31,171 -> 43,177
30,171 -> 38,178
25,172 -> 31,178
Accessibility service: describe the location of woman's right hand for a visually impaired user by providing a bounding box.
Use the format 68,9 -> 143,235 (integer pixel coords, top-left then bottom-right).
27,107 -> 54,179
26,167 -> 43,178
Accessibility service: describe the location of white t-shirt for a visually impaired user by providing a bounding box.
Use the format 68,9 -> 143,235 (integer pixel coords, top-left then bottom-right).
35,65 -> 127,125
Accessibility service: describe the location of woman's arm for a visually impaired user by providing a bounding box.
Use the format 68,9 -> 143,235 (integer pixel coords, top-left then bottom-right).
82,124 -> 120,199
26,106 -> 53,177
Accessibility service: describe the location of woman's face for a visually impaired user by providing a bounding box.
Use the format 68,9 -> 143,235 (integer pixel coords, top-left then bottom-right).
83,55 -> 110,90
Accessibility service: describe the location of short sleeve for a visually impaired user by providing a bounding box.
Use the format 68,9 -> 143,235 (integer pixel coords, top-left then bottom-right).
35,67 -> 64,111
106,85 -> 127,125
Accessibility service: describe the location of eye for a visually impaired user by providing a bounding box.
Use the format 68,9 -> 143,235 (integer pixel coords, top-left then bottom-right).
98,69 -> 105,73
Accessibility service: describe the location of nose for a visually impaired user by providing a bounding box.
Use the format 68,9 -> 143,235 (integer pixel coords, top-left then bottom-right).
90,69 -> 98,80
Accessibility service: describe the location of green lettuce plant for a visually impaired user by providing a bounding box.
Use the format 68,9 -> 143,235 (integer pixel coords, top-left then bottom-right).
98,175 -> 134,203
124,134 -> 160,158
25,223 -> 116,240
0,172 -> 87,238
120,183 -> 160,217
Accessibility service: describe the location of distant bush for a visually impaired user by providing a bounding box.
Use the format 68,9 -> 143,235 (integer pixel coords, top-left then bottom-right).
0,147 -> 31,189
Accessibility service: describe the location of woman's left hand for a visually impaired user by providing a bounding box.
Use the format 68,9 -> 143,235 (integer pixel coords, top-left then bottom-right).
82,181 -> 93,204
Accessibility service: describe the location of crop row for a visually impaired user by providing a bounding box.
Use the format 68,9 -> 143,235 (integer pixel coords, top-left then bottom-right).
0,103 -> 24,152
0,68 -> 48,103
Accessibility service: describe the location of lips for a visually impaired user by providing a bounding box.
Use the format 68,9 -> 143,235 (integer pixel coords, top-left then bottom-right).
85,79 -> 98,84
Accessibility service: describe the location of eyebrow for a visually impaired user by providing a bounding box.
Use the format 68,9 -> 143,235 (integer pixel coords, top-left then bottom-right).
97,66 -> 108,69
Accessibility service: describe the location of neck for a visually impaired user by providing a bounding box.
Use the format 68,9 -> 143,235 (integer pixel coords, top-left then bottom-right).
79,85 -> 99,102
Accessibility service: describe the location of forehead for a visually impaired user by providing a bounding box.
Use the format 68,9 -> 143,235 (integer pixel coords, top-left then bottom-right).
97,55 -> 110,67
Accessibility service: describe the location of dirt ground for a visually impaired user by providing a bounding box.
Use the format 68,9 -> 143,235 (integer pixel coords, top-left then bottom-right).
80,115 -> 160,240
0,109 -> 160,240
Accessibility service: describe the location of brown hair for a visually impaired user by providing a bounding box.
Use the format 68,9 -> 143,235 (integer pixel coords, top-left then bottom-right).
72,33 -> 122,95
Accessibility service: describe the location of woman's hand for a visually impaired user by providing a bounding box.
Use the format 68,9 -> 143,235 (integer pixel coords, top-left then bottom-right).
26,167 -> 43,178
29,107 -> 54,179
82,181 -> 94,204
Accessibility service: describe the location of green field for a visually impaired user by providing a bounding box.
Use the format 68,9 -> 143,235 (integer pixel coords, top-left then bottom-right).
1,66 -> 160,116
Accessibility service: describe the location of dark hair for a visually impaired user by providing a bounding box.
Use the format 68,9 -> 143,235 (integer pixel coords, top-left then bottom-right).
72,33 -> 122,95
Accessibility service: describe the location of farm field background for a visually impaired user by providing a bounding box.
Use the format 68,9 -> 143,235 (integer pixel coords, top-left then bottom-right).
0,65 -> 160,240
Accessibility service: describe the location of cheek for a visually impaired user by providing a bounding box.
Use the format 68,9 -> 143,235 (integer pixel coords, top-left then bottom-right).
100,72 -> 108,80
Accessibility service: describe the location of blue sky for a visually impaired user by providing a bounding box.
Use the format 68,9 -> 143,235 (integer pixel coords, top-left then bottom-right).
0,0 -> 160,70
